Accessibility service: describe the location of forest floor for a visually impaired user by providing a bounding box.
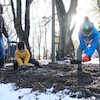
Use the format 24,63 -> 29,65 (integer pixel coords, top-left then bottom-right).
0,58 -> 100,99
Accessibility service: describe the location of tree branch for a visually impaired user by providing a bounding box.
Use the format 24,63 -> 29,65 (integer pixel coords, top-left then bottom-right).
10,0 -> 16,23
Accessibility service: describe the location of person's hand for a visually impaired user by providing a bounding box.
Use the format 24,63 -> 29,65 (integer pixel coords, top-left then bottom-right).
82,55 -> 90,62
7,38 -> 10,43
21,65 -> 27,70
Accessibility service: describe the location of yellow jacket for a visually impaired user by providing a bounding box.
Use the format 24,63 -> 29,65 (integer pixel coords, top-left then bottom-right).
14,48 -> 30,67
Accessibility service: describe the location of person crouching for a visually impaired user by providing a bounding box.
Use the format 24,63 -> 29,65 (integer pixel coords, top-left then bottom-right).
13,41 -> 42,70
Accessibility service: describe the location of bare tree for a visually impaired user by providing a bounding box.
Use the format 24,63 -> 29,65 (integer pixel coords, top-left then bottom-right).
55,0 -> 77,59
31,27 -> 36,58
36,24 -> 43,60
42,16 -> 50,59
10,0 -> 33,53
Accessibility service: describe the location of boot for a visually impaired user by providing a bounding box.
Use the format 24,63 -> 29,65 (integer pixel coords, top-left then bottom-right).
77,64 -> 82,72
0,58 -> 4,68
77,67 -> 82,72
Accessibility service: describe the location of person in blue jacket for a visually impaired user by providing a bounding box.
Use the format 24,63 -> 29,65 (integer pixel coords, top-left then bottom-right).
77,16 -> 100,72
0,4 -> 10,68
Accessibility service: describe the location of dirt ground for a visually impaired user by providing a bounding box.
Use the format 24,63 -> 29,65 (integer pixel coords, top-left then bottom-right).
0,61 -> 100,99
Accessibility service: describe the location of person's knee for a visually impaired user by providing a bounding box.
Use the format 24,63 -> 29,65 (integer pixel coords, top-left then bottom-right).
13,60 -> 18,69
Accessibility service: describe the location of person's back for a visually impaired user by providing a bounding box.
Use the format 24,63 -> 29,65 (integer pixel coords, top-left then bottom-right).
14,41 -> 30,69
15,42 -> 30,61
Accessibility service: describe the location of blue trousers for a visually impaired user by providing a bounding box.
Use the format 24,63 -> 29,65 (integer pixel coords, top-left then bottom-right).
0,37 -> 5,58
77,41 -> 100,68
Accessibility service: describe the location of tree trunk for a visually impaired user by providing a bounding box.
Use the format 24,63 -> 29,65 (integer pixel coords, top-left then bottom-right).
10,0 -> 32,54
55,0 -> 77,59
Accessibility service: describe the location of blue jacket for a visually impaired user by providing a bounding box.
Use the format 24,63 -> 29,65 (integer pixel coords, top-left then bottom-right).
78,26 -> 100,57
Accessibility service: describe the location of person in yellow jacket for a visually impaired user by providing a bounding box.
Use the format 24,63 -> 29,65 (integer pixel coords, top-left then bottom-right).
13,41 -> 41,70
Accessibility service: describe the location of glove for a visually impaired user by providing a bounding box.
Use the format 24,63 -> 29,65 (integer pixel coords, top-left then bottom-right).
7,38 -> 10,43
82,55 -> 90,62
21,65 -> 27,70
